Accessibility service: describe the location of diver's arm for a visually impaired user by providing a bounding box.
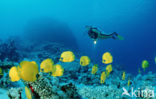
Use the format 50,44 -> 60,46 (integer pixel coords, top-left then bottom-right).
92,28 -> 101,34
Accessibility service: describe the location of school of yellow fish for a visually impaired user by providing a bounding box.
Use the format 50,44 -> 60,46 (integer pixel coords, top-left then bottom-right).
8,50 -> 154,99
8,51 -> 114,84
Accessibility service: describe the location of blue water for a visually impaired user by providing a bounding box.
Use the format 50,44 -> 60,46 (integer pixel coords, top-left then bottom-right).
0,0 -> 156,75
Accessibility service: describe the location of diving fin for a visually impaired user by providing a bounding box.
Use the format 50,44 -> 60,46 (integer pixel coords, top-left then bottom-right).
111,32 -> 124,40
117,35 -> 124,40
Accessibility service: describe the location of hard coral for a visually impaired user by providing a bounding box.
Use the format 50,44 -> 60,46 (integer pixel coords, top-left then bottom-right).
7,87 -> 23,99
24,72 -> 80,99
78,85 -> 122,99
61,83 -> 81,99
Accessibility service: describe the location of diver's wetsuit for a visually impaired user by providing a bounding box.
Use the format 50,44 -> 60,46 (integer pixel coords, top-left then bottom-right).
88,27 -> 99,40
99,32 -> 118,39
88,27 -> 118,40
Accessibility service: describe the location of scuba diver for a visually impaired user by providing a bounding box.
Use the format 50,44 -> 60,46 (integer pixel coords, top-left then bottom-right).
86,26 -> 124,44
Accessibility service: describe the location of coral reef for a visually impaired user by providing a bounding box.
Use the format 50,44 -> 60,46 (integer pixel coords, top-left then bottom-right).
61,83 -> 81,99
23,72 -> 80,99
0,74 -> 11,88
0,38 -> 155,99
133,72 -> 156,88
132,72 -> 156,98
0,59 -> 18,89
77,72 -> 156,99
0,59 -> 17,70
7,88 -> 23,99
78,85 -> 123,99
24,75 -> 62,99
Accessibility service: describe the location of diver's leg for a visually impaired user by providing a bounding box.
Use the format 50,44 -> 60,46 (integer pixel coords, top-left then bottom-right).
98,32 -> 124,40
98,33 -> 113,39
110,32 -> 118,39
110,32 -> 124,40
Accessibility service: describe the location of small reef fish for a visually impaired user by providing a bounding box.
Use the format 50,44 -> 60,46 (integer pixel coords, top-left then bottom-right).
80,56 -> 90,66
9,66 -> 20,82
138,68 -> 141,74
0,67 -> 3,75
155,57 -> 156,64
60,51 -> 75,62
106,64 -> 112,77
100,71 -> 106,84
122,71 -> 125,80
25,86 -> 32,99
40,58 -> 54,73
102,52 -> 113,64
91,64 -> 98,74
18,61 -> 39,82
9,59 -> 65,83
51,64 -> 64,77
128,79 -> 131,87
142,60 -> 149,71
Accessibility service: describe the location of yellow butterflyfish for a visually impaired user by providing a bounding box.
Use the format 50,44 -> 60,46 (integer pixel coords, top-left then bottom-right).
122,71 -> 125,80
25,86 -> 32,99
128,79 -> 131,87
31,61 -> 38,65
51,64 -> 64,77
0,67 -> 3,75
40,58 -> 54,73
18,61 -> 39,82
100,71 -> 106,84
17,65 -> 21,72
138,68 -> 141,74
91,64 -> 98,74
102,52 -> 113,64
106,64 -> 112,77
60,51 -> 75,62
142,60 -> 149,71
9,66 -> 20,82
80,56 -> 90,66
